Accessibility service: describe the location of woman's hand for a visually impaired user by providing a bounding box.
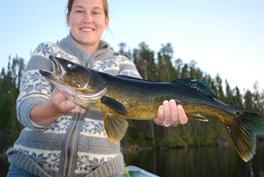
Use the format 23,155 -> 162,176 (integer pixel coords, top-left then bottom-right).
154,99 -> 188,127
50,88 -> 86,114
30,88 -> 86,126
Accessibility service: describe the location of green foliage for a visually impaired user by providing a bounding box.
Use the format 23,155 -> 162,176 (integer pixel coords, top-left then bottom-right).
0,56 -> 24,151
157,43 -> 177,81
133,42 -> 158,80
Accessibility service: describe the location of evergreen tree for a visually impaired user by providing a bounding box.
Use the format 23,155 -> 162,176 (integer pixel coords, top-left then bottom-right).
0,56 -> 24,148
233,86 -> 243,106
180,64 -> 189,79
224,80 -> 235,104
174,58 -> 183,79
244,90 -> 254,110
189,60 -> 203,79
252,82 -> 264,112
133,42 -> 157,80
215,74 -> 225,100
157,43 -> 177,81
117,42 -> 132,59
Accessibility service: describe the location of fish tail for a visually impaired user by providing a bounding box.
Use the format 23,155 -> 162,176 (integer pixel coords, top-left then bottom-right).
230,111 -> 264,162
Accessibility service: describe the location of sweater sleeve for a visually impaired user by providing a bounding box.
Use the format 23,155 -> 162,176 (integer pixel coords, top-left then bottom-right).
116,55 -> 142,79
16,43 -> 54,129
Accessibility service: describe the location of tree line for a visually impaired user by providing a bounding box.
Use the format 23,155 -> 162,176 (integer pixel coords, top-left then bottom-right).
0,43 -> 263,173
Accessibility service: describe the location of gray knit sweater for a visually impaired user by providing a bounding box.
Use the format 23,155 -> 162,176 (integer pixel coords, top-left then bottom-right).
6,35 -> 141,177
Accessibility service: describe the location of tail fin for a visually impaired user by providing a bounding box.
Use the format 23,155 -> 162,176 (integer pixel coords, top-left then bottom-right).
230,111 -> 264,162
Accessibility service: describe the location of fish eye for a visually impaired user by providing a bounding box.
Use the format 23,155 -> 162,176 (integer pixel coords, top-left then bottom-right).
66,63 -> 76,71
67,64 -> 73,68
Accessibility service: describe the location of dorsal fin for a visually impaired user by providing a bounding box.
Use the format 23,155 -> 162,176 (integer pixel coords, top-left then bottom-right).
172,78 -> 216,98
118,75 -> 162,83
117,75 -> 144,81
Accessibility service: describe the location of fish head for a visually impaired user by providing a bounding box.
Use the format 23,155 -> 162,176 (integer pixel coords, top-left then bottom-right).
39,56 -> 107,106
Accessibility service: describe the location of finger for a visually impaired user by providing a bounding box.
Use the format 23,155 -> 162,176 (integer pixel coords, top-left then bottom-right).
61,88 -> 75,98
154,106 -> 164,126
154,105 -> 164,126
51,88 -> 67,103
52,88 -> 59,94
178,105 -> 188,124
169,100 -> 179,127
71,105 -> 87,114
62,100 -> 77,112
153,119 -> 163,126
78,106 -> 86,114
163,100 -> 171,125
80,108 -> 86,114
49,89 -> 69,112
156,105 -> 164,120
53,88 -> 65,97
71,105 -> 82,113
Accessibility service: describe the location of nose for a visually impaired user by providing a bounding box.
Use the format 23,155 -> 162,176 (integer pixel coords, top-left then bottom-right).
83,11 -> 93,23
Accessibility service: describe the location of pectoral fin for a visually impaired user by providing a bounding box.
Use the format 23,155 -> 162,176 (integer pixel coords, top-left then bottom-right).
189,113 -> 209,122
101,96 -> 127,114
104,114 -> 128,142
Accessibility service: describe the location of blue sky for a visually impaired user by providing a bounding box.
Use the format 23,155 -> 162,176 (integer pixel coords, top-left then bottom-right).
1,0 -> 263,91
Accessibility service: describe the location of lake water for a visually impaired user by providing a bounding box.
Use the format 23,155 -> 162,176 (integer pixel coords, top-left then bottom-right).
1,143 -> 263,177
123,142 -> 264,177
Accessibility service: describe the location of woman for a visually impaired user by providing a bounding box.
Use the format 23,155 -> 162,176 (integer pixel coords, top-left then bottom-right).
6,0 -> 188,176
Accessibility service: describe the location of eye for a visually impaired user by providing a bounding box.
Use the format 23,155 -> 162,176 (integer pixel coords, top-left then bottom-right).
92,9 -> 103,15
67,63 -> 76,71
75,9 -> 84,14
67,63 -> 72,68
92,11 -> 100,15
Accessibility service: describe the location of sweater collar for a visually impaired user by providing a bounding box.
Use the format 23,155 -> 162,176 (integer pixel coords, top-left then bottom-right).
58,34 -> 113,67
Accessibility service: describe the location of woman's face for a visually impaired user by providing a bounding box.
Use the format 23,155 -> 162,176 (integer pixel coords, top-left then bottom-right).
67,0 -> 108,53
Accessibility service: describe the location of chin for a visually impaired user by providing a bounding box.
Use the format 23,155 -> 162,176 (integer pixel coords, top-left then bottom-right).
77,36 -> 95,44
79,40 -> 98,48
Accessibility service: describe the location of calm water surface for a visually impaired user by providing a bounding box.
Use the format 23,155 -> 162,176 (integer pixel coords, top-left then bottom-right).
123,142 -> 264,177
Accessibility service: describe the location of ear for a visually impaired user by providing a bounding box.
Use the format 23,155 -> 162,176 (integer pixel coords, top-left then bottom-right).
105,17 -> 109,28
66,14 -> 70,26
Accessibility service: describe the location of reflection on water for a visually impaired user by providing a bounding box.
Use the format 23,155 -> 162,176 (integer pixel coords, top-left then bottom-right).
123,142 -> 264,177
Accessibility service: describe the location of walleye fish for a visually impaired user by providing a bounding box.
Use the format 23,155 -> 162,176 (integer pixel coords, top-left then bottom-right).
39,56 -> 264,162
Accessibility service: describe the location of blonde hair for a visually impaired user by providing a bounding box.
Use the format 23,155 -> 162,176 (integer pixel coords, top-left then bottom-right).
67,0 -> 109,18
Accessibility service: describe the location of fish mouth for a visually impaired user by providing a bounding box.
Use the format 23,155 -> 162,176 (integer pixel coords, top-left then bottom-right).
39,69 -> 53,78
49,55 -> 64,76
39,56 -> 64,80
39,69 -> 61,85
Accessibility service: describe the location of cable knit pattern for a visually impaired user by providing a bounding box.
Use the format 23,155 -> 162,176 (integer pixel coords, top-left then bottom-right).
7,35 -> 141,177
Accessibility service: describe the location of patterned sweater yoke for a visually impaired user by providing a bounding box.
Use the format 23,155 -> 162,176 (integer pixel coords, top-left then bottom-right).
6,35 -> 141,177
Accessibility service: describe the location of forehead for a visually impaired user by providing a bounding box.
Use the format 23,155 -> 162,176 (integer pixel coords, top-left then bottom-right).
72,0 -> 104,9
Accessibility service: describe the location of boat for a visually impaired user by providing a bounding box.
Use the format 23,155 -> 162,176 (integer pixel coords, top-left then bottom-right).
118,165 -> 160,177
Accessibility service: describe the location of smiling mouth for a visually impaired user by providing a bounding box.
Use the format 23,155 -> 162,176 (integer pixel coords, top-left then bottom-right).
80,27 -> 95,32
